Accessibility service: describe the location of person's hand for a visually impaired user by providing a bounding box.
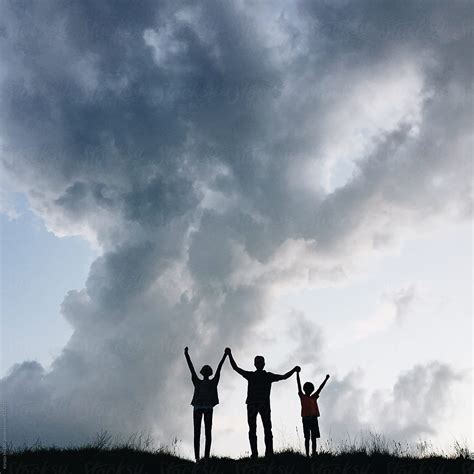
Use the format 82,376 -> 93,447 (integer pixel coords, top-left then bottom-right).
295,366 -> 301,373
225,347 -> 231,355
184,347 -> 189,354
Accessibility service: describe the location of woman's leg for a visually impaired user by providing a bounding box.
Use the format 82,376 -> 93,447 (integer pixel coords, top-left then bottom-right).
193,409 -> 203,461
203,409 -> 213,459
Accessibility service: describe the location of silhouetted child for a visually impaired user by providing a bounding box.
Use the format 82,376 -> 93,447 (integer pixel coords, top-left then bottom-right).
184,347 -> 227,462
296,369 -> 330,456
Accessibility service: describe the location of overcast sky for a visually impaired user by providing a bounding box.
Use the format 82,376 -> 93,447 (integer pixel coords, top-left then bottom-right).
1,0 -> 472,459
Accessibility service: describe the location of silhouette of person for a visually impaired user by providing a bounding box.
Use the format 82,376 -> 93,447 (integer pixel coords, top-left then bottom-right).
225,347 -> 300,458
296,370 -> 330,456
184,347 -> 228,462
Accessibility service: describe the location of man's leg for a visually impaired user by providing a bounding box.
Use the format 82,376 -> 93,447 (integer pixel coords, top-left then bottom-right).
247,404 -> 258,458
193,409 -> 203,462
260,404 -> 273,457
203,409 -> 213,459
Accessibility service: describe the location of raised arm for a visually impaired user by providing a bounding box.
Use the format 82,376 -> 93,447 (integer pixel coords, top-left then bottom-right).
226,348 -> 250,378
296,367 -> 303,396
212,351 -> 228,383
314,374 -> 330,397
272,365 -> 301,382
184,347 -> 199,384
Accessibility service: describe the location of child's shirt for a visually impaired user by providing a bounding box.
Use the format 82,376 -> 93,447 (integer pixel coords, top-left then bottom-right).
299,393 -> 320,417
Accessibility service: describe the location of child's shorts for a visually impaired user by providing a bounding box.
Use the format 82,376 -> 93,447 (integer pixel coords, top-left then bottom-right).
302,416 -> 320,439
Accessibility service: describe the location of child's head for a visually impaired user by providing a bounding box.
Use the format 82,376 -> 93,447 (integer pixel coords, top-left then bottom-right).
200,365 -> 213,378
303,382 -> 314,395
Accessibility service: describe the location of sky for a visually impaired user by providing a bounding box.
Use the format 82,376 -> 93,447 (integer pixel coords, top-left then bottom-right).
0,0 -> 472,459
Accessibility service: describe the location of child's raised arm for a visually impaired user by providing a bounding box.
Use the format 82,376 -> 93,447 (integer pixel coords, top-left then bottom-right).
296,367 -> 303,396
314,374 -> 330,397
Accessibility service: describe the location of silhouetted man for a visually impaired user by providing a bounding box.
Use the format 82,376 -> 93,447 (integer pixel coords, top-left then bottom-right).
225,347 -> 300,458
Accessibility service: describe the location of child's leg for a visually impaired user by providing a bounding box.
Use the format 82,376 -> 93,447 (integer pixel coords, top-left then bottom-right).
311,432 -> 317,456
193,409 -> 203,461
311,417 -> 320,456
302,418 -> 310,456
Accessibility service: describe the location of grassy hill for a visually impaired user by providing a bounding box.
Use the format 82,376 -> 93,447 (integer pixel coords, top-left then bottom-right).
5,432 -> 472,474
6,445 -> 472,474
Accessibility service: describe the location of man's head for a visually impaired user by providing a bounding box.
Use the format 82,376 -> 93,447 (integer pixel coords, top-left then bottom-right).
303,382 -> 314,395
254,355 -> 265,370
200,365 -> 213,378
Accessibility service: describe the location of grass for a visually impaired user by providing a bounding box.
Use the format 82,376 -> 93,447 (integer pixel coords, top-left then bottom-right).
4,432 -> 473,474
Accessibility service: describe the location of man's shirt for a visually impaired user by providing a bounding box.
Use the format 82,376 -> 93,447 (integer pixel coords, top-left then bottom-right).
241,370 -> 281,404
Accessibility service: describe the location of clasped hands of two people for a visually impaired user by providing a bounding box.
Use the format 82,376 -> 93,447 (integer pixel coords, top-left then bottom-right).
183,347 -> 235,356
184,346 -> 330,381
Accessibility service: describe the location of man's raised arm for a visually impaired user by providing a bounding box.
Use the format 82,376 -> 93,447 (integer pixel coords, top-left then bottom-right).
272,365 -> 301,382
296,367 -> 303,395
226,348 -> 250,378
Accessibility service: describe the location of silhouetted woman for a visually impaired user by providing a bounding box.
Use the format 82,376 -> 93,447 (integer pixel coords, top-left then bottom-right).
184,346 -> 227,462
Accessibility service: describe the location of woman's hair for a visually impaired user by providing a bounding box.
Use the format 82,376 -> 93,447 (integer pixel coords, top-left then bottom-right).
200,365 -> 213,377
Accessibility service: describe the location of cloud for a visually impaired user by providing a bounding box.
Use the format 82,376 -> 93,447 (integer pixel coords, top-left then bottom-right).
371,362 -> 466,441
0,0 -> 472,451
320,362 -> 466,444
389,285 -> 417,323
285,311 -> 324,369
330,286 -> 418,346
0,189 -> 20,220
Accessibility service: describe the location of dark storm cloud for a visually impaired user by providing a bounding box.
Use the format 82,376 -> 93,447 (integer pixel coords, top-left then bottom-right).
0,0 -> 472,450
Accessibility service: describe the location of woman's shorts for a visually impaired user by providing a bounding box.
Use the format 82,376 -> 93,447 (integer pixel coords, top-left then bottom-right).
193,406 -> 213,413
302,416 -> 320,439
